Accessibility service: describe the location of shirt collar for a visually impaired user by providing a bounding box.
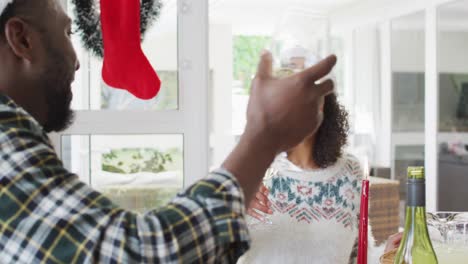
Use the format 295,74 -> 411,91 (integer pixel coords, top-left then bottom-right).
0,92 -> 18,109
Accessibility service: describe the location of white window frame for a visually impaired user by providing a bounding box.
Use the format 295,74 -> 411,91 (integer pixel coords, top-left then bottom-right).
50,0 -> 209,187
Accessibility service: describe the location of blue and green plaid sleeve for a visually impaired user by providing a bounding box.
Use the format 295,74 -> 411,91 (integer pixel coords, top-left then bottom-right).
0,95 -> 250,263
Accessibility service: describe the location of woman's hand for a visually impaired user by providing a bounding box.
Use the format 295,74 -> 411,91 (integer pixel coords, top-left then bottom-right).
384,232 -> 403,253
247,185 -> 273,221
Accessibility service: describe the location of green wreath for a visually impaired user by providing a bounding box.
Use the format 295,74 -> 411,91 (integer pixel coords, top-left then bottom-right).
71,0 -> 162,58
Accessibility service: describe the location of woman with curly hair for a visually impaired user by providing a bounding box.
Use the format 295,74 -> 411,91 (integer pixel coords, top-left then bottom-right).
237,47 -> 400,264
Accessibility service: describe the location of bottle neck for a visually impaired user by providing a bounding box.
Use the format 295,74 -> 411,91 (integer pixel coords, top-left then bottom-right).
407,178 -> 425,207
404,178 -> 431,242
404,178 -> 430,232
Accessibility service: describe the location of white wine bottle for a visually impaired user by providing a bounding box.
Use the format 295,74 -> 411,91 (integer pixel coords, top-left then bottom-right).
394,167 -> 438,264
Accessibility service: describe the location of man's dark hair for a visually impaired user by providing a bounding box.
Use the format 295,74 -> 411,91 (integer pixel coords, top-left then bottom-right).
313,93 -> 350,168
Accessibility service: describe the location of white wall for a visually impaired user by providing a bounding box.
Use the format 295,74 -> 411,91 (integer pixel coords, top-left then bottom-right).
330,0 -> 455,34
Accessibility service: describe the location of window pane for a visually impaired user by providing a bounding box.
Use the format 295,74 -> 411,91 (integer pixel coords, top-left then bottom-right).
67,0 -> 178,111
62,134 -> 184,213
392,73 -> 425,132
439,74 -> 468,132
209,2 -> 330,169
437,0 -> 468,212
391,12 -> 426,132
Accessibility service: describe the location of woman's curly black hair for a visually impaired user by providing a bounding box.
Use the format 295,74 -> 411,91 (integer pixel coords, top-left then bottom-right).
313,93 -> 349,168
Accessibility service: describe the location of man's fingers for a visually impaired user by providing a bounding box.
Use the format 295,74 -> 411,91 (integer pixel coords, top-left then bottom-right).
255,50 -> 273,79
299,55 -> 337,85
312,79 -> 334,98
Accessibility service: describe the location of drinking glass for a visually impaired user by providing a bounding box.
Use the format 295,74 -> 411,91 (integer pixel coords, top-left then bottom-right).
427,212 -> 468,264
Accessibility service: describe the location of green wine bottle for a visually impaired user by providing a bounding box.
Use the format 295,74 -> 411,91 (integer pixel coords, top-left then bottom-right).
394,167 -> 438,264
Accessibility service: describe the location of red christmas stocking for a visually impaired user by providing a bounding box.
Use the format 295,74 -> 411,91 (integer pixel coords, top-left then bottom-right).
100,0 -> 161,100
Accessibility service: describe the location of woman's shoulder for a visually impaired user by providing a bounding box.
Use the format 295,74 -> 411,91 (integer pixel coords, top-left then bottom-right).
342,153 -> 361,167
267,152 -> 359,181
340,152 -> 364,180
269,153 -> 295,171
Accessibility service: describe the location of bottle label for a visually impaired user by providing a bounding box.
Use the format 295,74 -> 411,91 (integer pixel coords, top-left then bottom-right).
407,179 -> 425,206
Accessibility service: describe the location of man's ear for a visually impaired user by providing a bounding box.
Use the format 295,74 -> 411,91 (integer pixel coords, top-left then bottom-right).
4,17 -> 35,61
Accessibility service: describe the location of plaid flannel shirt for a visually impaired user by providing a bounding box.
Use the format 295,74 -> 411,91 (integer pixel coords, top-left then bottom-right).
0,94 -> 250,263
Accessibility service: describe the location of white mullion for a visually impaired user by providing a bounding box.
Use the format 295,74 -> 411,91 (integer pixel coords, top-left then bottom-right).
380,21 -> 392,168
65,111 -> 185,135
350,29 -> 358,150
425,5 -> 439,212
179,0 -> 209,186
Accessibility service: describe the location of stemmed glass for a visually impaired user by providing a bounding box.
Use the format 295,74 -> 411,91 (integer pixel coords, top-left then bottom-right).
427,212 -> 468,263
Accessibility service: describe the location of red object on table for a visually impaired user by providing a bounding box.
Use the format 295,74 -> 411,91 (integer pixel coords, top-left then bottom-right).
100,0 -> 161,100
357,178 -> 369,264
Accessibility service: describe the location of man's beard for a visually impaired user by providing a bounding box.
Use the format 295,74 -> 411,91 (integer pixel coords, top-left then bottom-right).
41,49 -> 75,133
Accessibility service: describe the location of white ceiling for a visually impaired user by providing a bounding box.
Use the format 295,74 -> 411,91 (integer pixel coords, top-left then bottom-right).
392,1 -> 468,32
439,0 -> 468,26
154,0 -> 468,35
152,0 -> 362,35
209,0 -> 361,35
